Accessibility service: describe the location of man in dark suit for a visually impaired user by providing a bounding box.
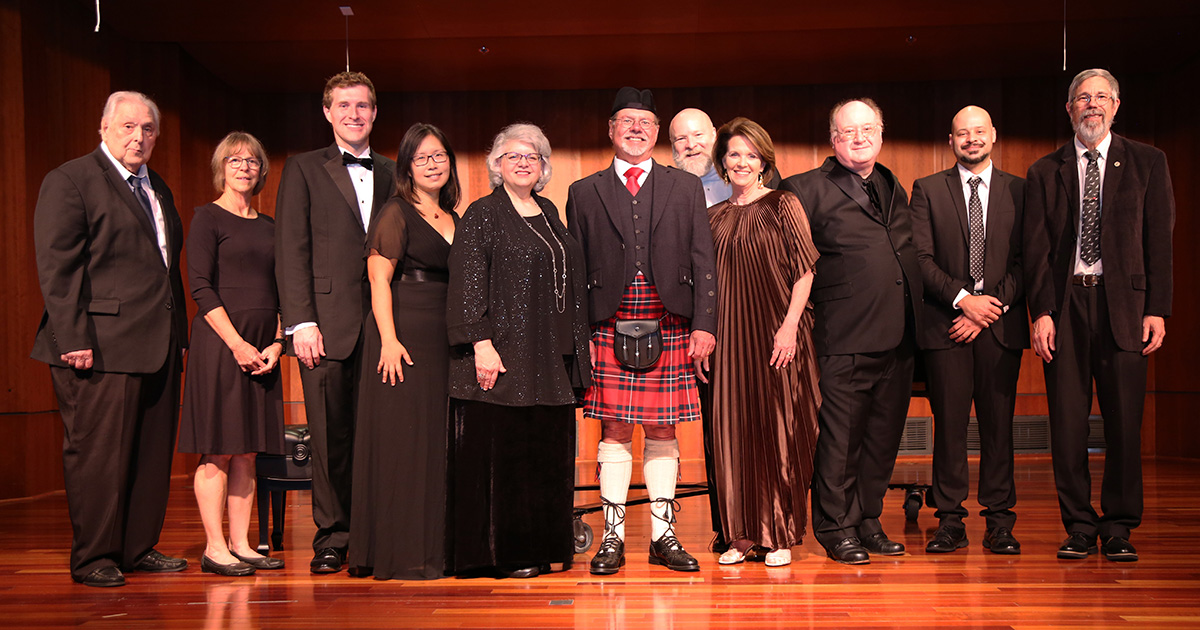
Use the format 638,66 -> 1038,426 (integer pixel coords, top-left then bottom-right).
567,87 -> 718,576
275,71 -> 396,574
32,91 -> 189,587
779,98 -> 923,565
1024,68 -> 1173,563
911,106 -> 1027,555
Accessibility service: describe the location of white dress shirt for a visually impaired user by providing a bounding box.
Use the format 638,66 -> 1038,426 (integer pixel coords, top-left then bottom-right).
614,156 -> 652,189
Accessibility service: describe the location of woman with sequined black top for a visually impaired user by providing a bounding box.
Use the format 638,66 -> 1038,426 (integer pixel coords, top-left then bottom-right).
446,123 -> 591,579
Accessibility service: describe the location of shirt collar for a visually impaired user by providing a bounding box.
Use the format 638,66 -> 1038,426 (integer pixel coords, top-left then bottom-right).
700,165 -> 723,186
614,156 -> 654,179
1074,132 -> 1112,161
956,161 -> 993,189
340,145 -> 372,159
100,142 -> 148,181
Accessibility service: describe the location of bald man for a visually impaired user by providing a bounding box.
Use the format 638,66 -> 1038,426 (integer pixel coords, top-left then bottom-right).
670,109 -> 731,207
910,106 -> 1027,555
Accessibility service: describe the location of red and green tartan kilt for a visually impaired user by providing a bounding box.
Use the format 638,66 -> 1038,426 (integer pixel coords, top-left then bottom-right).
583,274 -> 700,425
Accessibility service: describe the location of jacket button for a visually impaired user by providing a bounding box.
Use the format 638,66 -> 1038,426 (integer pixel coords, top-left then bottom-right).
706,308 -> 713,314
708,290 -> 714,296
895,279 -> 903,285
632,200 -> 639,205
166,302 -> 173,310
633,214 -> 640,220
706,273 -> 712,280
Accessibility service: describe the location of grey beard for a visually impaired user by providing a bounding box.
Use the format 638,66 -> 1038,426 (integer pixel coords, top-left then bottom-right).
675,154 -> 712,178
1074,110 -> 1111,146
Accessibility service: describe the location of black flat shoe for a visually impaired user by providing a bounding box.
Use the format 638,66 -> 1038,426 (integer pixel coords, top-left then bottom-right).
590,536 -> 626,575
497,566 -> 540,579
1057,532 -> 1098,559
133,549 -> 188,572
827,537 -> 870,565
648,534 -> 699,572
201,555 -> 256,577
76,566 -> 125,587
983,527 -> 1021,555
311,547 -> 344,574
1102,536 -> 1138,562
926,524 -> 968,553
232,551 -> 285,570
861,532 -> 905,556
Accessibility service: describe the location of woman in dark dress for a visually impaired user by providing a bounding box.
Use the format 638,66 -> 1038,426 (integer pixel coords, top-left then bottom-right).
180,131 -> 286,576
348,123 -> 460,580
707,118 -> 820,568
446,123 -> 591,579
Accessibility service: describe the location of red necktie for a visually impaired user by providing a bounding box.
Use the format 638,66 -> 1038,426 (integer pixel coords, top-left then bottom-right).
624,167 -> 643,196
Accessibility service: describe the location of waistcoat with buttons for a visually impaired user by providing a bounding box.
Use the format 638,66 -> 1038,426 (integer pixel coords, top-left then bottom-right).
619,169 -> 655,286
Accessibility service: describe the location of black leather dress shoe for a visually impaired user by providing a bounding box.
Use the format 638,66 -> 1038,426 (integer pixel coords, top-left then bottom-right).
76,566 -> 125,587
648,535 -> 699,571
133,549 -> 188,572
497,566 -> 540,579
861,532 -> 905,556
925,525 -> 968,553
827,537 -> 870,565
232,551 -> 285,570
590,536 -> 626,575
983,527 -> 1021,555
311,547 -> 345,574
1057,532 -> 1098,559
1102,536 -> 1139,562
201,555 -> 256,577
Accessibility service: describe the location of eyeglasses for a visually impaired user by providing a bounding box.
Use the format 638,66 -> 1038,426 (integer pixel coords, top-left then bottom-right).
225,156 -> 262,170
613,117 -> 659,131
502,152 -> 542,165
834,125 -> 880,141
412,152 -> 449,166
1073,93 -> 1113,107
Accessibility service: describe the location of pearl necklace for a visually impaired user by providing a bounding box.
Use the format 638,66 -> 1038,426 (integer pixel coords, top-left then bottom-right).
523,212 -> 568,313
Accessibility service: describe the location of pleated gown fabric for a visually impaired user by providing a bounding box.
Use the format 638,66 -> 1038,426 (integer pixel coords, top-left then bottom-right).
708,189 -> 821,549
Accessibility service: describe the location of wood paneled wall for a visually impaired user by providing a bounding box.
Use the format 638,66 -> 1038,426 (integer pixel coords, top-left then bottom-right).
2,0 -> 1195,498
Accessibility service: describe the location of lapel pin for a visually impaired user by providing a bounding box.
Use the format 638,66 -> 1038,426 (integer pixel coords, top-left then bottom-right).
1113,161 -> 1121,167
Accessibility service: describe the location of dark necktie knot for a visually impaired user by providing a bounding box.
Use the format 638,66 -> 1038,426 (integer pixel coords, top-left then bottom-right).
968,176 -> 982,191
342,153 -> 374,170
1085,149 -> 1099,164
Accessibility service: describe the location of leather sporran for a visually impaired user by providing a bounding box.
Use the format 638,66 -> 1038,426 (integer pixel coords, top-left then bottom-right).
613,318 -> 662,370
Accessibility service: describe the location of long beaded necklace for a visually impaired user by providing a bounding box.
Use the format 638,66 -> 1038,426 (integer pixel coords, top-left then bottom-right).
523,212 -> 568,313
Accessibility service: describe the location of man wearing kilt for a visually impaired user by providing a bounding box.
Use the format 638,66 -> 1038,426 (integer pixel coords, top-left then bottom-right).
566,87 -> 719,575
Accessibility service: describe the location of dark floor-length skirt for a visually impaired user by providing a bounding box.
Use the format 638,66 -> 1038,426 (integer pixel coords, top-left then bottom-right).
447,400 -> 576,573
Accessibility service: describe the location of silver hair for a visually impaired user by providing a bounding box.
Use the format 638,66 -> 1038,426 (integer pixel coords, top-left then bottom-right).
485,123 -> 553,192
1067,69 -> 1120,103
99,91 -> 161,133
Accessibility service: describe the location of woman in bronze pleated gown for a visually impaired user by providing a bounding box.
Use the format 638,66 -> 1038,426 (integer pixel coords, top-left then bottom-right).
707,117 -> 820,567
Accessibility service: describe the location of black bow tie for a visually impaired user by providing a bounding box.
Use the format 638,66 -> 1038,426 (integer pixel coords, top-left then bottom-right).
342,153 -> 374,170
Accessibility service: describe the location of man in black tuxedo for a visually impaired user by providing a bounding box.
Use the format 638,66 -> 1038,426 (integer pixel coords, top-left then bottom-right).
32,91 -> 189,587
910,106 -> 1027,555
275,71 -> 396,573
567,87 -> 718,576
1024,68 -> 1174,563
779,98 -> 923,565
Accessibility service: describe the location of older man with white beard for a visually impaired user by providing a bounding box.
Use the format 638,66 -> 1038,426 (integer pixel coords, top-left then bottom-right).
1024,68 -> 1174,562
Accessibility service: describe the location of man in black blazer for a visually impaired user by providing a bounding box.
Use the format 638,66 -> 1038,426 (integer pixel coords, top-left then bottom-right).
275,72 -> 396,574
1024,69 -> 1174,563
32,92 -> 189,587
567,87 -> 718,576
779,98 -> 923,565
911,106 -> 1027,555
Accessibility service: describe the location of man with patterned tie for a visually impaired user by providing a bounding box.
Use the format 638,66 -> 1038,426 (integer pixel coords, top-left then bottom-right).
1024,68 -> 1174,562
32,91 -> 190,586
275,71 -> 396,574
910,106 -> 1028,556
567,87 -> 718,575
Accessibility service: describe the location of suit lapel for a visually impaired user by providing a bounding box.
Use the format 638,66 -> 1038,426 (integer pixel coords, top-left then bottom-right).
366,149 -> 394,235
322,145 -> 365,232
649,161 -> 674,234
983,170 -> 1014,283
94,149 -> 159,243
825,159 -> 885,226
594,163 -> 633,243
1057,143 -> 1080,229
943,168 -> 970,245
1101,135 -> 1126,237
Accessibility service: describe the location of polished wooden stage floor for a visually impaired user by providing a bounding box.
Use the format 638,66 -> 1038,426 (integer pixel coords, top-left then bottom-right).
1,455 -> 1198,629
